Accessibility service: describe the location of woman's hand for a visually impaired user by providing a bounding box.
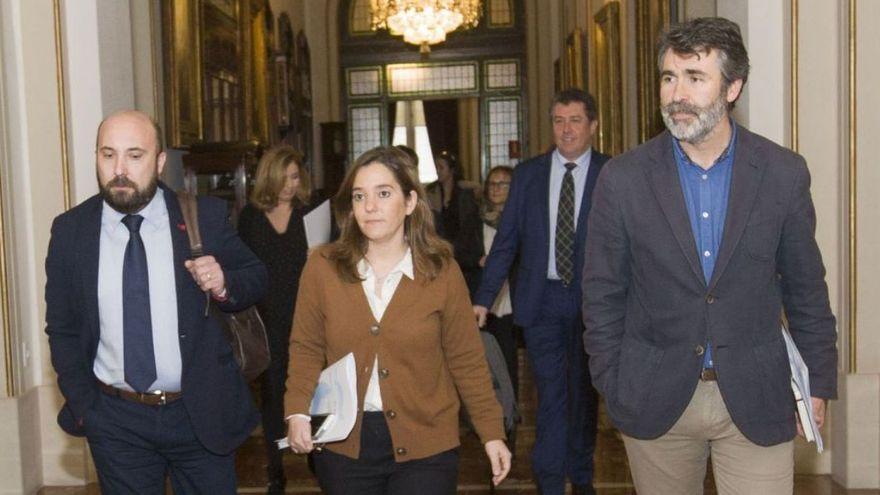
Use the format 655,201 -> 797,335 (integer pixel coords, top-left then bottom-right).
484,439 -> 512,486
286,416 -> 314,454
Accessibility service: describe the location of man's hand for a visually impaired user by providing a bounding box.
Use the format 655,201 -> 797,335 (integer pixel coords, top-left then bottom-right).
797,397 -> 827,437
473,305 -> 489,328
287,416 -> 314,454
184,255 -> 226,297
484,439 -> 512,486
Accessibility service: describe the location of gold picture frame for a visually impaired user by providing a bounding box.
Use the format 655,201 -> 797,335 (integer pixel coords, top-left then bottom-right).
592,2 -> 623,156
565,29 -> 587,90
636,0 -> 671,142
162,0 -> 204,147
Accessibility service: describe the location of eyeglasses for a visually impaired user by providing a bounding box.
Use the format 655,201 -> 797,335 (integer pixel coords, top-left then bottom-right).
487,181 -> 511,189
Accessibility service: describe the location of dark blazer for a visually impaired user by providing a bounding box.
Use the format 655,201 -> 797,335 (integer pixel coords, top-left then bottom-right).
45,183 -> 267,454
475,150 -> 609,327
582,128 -> 838,446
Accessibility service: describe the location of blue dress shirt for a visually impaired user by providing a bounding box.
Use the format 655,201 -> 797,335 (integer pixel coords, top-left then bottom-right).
673,122 -> 737,369
95,189 -> 182,391
547,148 -> 592,280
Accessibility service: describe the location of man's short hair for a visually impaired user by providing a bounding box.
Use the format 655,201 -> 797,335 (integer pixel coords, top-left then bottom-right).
549,88 -> 598,122
657,17 -> 750,89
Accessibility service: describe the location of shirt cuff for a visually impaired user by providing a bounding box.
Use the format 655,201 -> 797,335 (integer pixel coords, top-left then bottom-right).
286,413 -> 311,423
211,287 -> 229,302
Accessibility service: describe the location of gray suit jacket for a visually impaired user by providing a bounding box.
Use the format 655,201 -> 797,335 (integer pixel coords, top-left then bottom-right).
582,127 -> 837,446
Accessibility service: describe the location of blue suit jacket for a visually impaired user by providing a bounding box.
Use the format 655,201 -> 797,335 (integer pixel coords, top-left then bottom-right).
474,150 -> 609,327
44,183 -> 267,455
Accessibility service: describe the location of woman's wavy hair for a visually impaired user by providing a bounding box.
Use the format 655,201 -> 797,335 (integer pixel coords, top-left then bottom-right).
250,145 -> 311,210
326,146 -> 451,283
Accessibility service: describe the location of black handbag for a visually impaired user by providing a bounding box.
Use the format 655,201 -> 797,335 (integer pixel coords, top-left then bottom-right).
177,191 -> 270,381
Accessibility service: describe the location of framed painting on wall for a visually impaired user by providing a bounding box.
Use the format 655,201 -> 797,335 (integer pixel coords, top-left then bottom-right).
636,0 -> 672,142
162,0 -> 204,147
565,28 -> 587,90
592,1 -> 623,156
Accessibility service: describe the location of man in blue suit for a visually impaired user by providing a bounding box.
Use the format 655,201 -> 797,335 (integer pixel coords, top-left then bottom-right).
474,89 -> 609,495
45,110 -> 267,493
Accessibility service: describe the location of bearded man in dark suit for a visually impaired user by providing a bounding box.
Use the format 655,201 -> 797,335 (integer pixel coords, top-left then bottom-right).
45,110 -> 267,493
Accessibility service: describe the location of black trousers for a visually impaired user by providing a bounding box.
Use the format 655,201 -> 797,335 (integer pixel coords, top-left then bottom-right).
313,412 -> 459,495
485,313 -> 520,399
260,341 -> 290,482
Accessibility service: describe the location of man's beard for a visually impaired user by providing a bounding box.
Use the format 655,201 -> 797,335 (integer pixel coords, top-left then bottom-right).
99,174 -> 159,214
660,90 -> 728,144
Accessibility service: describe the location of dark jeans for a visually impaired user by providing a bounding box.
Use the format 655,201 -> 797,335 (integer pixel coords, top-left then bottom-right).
86,391 -> 236,494
313,412 -> 460,495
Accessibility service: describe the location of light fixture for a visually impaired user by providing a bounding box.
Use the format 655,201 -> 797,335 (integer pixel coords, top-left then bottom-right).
370,0 -> 482,53
392,100 -> 437,184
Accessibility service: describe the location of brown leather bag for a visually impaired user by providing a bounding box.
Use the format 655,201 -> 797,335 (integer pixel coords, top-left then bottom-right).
177,191 -> 270,382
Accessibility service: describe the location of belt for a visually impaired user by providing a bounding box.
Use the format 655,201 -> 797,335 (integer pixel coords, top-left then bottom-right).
700,368 -> 718,381
98,381 -> 182,406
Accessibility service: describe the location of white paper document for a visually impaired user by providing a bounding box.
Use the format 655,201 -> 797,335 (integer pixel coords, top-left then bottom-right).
276,352 -> 358,449
782,325 -> 823,452
304,200 -> 331,248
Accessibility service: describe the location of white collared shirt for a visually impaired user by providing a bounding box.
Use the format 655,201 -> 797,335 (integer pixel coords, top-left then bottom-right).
547,147 -> 592,279
94,189 -> 182,392
358,249 -> 414,411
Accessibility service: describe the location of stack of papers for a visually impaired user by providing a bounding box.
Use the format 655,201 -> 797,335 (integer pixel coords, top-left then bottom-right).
304,200 -> 331,248
781,326 -> 823,452
276,352 -> 358,449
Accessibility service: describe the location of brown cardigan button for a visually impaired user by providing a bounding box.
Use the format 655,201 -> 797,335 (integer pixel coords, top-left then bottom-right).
386,410 -> 397,419
379,368 -> 389,379
369,324 -> 380,336
396,447 -> 407,455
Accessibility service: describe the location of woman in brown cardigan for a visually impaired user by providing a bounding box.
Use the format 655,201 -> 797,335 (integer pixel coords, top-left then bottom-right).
284,146 -> 511,494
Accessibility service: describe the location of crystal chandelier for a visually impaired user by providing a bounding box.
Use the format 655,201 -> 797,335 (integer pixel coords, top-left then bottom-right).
370,0 -> 483,53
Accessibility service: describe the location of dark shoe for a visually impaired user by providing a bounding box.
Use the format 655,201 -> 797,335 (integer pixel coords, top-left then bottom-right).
571,484 -> 596,495
266,477 -> 286,495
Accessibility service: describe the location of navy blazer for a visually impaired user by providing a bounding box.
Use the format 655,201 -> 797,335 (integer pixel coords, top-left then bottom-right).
44,183 -> 267,455
474,150 -> 609,327
583,128 -> 838,446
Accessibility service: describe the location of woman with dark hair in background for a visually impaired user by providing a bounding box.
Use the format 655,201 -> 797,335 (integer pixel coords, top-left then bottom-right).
284,146 -> 511,494
426,151 -> 482,293
237,145 -> 311,495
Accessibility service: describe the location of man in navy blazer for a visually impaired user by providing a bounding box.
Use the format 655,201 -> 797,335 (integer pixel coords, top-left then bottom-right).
45,110 -> 267,493
583,18 -> 837,494
474,89 -> 609,495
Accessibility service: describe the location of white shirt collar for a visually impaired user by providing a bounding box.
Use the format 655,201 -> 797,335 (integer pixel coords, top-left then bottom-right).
553,147 -> 593,170
101,187 -> 167,233
357,247 -> 414,281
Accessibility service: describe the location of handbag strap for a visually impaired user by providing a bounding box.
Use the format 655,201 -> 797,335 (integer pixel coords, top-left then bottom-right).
176,190 -> 204,258
176,190 -> 213,315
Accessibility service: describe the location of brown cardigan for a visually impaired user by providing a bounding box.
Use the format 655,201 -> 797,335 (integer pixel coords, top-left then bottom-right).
284,247 -> 505,461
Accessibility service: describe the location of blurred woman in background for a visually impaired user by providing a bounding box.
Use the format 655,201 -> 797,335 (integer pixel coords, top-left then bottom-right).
427,151 -> 482,294
237,145 -> 311,495
478,166 -> 518,401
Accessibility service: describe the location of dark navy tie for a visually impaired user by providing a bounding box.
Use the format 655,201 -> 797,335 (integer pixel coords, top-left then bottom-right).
121,214 -> 156,392
555,162 -> 577,285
